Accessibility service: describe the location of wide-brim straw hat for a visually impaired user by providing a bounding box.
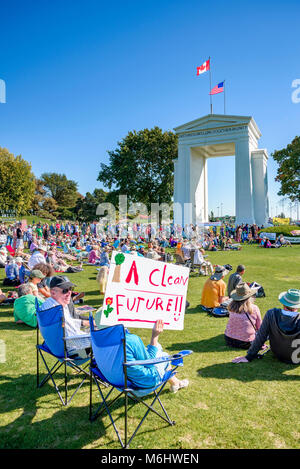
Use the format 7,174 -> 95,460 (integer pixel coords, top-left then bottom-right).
230,282 -> 258,301
278,289 -> 300,309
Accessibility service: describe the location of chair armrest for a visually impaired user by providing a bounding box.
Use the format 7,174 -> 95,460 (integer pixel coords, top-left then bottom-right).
124,350 -> 192,367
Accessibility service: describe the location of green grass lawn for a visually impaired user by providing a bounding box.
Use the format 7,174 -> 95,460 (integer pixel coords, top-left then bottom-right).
1,245 -> 300,449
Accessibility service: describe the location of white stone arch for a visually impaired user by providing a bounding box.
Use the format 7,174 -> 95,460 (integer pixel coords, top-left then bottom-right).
173,114 -> 269,226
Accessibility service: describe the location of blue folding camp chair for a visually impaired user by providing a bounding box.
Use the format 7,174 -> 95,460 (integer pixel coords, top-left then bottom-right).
88,315 -> 192,448
35,299 -> 91,406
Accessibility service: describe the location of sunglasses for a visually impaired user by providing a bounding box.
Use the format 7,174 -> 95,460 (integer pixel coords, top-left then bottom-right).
61,287 -> 73,294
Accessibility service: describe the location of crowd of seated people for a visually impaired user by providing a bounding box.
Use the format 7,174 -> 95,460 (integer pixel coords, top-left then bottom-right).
0,219 -> 298,380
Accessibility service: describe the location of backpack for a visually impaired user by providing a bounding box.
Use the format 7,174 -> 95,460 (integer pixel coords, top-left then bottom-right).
249,282 -> 266,298
256,286 -> 266,298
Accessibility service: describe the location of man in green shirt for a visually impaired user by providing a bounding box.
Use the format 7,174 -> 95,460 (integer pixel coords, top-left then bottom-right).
13,284 -> 44,327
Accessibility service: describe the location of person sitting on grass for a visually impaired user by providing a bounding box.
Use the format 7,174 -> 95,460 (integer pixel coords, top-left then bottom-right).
227,264 -> 245,297
13,283 -> 44,327
30,263 -> 56,299
224,283 -> 262,349
15,257 -> 26,285
3,256 -> 20,287
0,288 -> 8,304
28,269 -> 46,300
28,245 -> 47,270
99,247 -> 110,267
88,245 -> 100,264
279,234 -> 292,247
0,247 -> 7,268
200,265 -> 231,310
232,289 -> 300,364
125,319 -> 189,393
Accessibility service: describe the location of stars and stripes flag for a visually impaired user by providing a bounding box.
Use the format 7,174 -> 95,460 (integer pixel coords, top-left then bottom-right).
209,81 -> 224,95
196,59 -> 210,75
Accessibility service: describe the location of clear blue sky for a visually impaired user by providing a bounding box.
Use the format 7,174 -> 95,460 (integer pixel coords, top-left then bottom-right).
0,0 -> 299,218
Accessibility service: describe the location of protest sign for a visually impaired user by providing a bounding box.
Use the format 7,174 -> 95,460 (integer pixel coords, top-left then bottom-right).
273,217 -> 290,225
259,232 -> 276,241
284,236 -> 300,244
100,252 -> 189,330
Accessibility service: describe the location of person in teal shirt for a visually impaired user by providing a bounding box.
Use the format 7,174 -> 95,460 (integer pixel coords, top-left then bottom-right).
13,284 -> 44,327
125,320 -> 189,393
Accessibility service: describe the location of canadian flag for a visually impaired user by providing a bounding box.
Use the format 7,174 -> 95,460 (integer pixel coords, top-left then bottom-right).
197,59 -> 210,76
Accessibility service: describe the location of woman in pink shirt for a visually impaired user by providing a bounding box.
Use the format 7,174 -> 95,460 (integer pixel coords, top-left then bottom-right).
225,282 -> 262,349
88,246 -> 100,264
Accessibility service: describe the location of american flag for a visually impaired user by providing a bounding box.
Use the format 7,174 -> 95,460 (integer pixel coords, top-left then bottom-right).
197,59 -> 210,75
209,81 -> 224,95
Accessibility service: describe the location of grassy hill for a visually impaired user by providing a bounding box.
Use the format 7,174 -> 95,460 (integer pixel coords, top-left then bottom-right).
1,245 -> 300,449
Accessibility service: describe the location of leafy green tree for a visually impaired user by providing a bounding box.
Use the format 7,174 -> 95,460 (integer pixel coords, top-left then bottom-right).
31,178 -> 47,214
272,136 -> 300,202
97,127 -> 177,211
42,197 -> 58,215
209,210 -> 215,222
41,172 -> 79,207
0,147 -> 35,215
74,189 -> 108,221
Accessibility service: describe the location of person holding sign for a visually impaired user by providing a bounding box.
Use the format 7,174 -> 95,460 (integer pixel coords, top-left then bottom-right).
126,319 -> 189,393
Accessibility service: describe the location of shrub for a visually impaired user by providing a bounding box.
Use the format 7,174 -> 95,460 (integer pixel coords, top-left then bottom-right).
258,225 -> 299,237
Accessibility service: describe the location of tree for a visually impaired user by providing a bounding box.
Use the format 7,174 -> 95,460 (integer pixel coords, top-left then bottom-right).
209,211 -> 215,222
40,172 -> 79,207
0,147 -> 35,215
97,127 -> 178,211
74,188 -> 108,222
272,136 -> 300,202
31,178 -> 46,214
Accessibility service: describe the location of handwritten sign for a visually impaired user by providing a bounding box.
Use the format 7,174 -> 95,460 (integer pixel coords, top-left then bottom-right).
100,252 -> 190,330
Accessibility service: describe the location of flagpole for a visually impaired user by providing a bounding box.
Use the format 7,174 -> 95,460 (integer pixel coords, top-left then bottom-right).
209,56 -> 213,114
224,80 -> 226,114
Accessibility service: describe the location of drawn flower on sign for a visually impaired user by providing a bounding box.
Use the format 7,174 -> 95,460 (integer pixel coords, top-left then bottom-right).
104,297 -> 114,318
112,253 -> 125,283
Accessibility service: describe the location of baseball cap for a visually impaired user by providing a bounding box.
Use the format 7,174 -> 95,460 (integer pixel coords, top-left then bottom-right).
50,276 -> 76,289
29,269 -> 45,279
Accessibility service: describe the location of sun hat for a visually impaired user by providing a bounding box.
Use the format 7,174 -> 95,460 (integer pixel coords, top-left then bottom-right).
278,289 -> 300,309
210,265 -> 230,281
230,282 -> 258,301
29,269 -> 45,279
15,257 -> 23,263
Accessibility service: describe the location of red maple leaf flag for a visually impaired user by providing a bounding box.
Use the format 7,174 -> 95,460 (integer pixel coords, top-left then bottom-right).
197,59 -> 210,76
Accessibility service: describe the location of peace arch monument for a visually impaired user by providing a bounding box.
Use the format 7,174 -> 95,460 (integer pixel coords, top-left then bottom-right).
173,114 -> 269,226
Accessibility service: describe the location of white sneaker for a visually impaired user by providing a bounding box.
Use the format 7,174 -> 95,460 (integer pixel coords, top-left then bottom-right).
170,379 -> 189,394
